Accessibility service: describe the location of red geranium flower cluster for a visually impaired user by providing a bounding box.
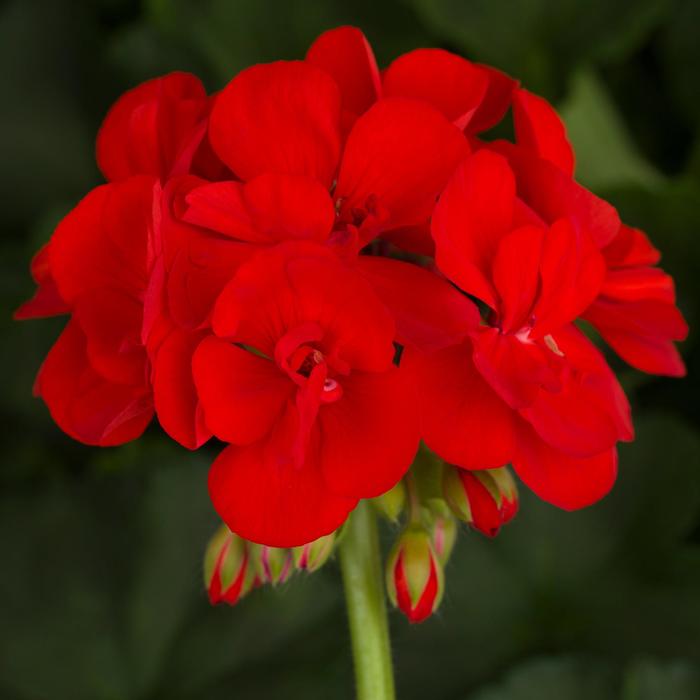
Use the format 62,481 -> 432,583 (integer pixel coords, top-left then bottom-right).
17,27 -> 687,548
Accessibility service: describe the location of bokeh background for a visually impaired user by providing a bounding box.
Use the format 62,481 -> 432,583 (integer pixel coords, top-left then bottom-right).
2,0 -> 699,698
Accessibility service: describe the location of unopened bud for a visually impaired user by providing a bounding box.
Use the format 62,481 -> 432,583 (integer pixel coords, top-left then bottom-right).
443,466 -> 519,537
386,527 -> 443,623
293,531 -> 336,572
371,480 -> 406,523
204,524 -> 252,606
252,544 -> 294,585
430,514 -> 457,565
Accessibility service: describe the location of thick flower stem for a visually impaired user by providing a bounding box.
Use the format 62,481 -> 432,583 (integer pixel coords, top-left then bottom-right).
339,500 -> 396,700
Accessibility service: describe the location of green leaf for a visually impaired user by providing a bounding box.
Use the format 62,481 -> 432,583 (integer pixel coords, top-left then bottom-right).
560,71 -> 664,190
405,0 -> 672,94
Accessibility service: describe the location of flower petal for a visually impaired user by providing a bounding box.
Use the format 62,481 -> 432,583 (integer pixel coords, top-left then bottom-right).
36,319 -> 153,446
96,72 -> 208,181
14,244 -> 69,320
213,242 -> 396,372
513,419 -> 618,510
319,367 -> 419,498
490,140 -> 620,248
152,328 -> 212,449
431,150 -> 516,308
469,64 -> 517,134
50,177 -> 155,304
356,256 -> 479,352
208,432 -> 357,547
184,173 -> 334,244
520,326 -> 633,457
335,97 -> 468,236
403,343 -> 515,469
305,26 -> 381,117
193,336 -> 292,445
209,61 -> 342,187
512,88 -> 575,175
383,49 -> 488,130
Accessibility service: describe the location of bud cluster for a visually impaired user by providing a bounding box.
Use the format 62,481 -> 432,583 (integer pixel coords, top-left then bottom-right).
383,457 -> 519,624
204,525 -> 337,606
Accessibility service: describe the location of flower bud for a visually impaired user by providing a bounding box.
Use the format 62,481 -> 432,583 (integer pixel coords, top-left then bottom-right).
371,480 -> 406,523
293,531 -> 336,572
204,524 -> 251,606
430,514 -> 457,565
252,544 -> 294,585
386,527 -> 444,623
443,466 -> 519,537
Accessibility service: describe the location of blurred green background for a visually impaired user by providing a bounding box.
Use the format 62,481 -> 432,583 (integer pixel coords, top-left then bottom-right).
1,0 -> 699,698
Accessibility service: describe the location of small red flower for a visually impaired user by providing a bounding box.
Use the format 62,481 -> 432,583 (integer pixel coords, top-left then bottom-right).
194,242 -> 420,546
405,150 -> 633,510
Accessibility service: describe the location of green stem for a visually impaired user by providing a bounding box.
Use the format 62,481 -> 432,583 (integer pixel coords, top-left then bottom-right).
339,500 -> 396,700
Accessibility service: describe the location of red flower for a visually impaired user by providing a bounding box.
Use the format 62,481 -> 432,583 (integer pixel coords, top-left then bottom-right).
405,151 -> 633,509
488,92 -> 688,377
194,242 -> 420,546
31,177 -> 156,445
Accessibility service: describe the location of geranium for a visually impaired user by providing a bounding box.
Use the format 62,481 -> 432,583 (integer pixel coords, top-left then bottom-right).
15,24 -> 687,699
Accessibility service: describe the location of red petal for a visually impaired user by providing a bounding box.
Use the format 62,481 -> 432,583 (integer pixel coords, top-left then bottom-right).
36,319 -> 153,446
318,367 -> 419,498
520,326 -> 633,457
492,225 -> 544,333
471,327 -> 563,410
431,150 -> 516,308
469,64 -> 517,134
184,173 -> 334,244
213,242 -> 396,372
356,256 -> 479,352
602,224 -> 660,267
193,336 -> 292,445
584,297 -> 688,377
208,436 -> 357,547
402,343 -> 515,469
152,328 -> 212,449
490,141 -> 620,248
512,419 -> 618,510
530,218 -> 606,337
14,244 -> 69,320
335,97 -> 468,237
50,177 -> 155,304
97,72 -> 208,181
512,88 -> 575,176
209,61 -> 342,187
157,176 -> 253,330
305,26 -> 381,117
73,288 -> 147,386
383,49 -> 488,130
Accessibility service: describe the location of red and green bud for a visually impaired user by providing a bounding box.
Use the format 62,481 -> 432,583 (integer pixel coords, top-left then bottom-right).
386,526 -> 444,623
204,524 -> 252,606
293,531 -> 336,572
430,513 -> 457,565
443,465 -> 519,537
252,544 -> 294,585
371,480 -> 406,523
